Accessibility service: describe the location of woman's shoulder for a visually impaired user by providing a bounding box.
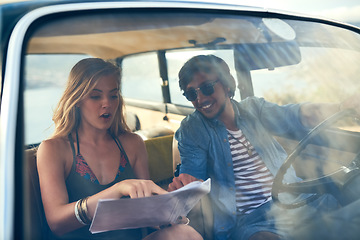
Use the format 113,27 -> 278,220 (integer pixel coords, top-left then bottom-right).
117,131 -> 144,145
40,136 -> 69,146
37,136 -> 74,178
37,136 -> 71,156
116,132 -> 147,161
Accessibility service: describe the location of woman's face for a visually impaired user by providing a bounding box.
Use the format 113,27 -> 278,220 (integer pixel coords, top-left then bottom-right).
78,74 -> 120,131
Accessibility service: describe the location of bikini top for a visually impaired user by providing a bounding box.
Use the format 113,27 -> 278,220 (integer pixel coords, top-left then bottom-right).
65,131 -> 137,202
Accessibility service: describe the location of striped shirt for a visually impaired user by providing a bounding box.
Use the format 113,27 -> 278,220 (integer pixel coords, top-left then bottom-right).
227,129 -> 274,214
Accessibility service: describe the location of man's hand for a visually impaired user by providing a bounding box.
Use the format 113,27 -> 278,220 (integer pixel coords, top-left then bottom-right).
340,92 -> 360,115
168,173 -> 201,191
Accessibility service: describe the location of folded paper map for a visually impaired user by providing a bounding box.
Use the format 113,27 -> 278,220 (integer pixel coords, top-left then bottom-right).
89,178 -> 211,234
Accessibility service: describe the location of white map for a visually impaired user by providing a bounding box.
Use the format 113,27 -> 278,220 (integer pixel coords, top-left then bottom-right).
89,179 -> 211,234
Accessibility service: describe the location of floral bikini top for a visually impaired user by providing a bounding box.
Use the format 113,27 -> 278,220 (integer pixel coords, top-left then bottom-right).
64,133 -> 141,240
73,131 -> 129,184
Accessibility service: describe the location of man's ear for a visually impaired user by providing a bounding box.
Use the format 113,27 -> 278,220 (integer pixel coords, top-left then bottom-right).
226,87 -> 232,98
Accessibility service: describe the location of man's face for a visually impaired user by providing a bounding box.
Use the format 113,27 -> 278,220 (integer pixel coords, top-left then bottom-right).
185,72 -> 229,119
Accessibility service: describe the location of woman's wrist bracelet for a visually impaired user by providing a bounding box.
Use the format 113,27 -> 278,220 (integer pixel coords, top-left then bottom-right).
74,199 -> 86,225
75,197 -> 91,225
184,217 -> 190,225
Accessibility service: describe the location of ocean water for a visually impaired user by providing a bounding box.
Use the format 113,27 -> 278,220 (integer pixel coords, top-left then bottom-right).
24,87 -> 63,145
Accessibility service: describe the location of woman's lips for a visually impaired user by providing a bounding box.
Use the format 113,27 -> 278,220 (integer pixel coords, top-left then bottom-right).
100,113 -> 111,119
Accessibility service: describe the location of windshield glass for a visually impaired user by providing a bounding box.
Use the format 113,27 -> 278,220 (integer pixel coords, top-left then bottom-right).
18,6 -> 360,240
24,11 -> 360,145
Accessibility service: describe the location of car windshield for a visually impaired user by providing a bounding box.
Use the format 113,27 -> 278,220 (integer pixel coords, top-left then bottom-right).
24,11 -> 360,146
7,4 -> 360,240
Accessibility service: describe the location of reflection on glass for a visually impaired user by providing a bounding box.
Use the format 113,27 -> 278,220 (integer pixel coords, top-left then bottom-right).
24,12 -> 360,146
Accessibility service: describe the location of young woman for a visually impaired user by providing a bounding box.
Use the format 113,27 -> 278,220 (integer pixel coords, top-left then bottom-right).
37,58 -> 202,240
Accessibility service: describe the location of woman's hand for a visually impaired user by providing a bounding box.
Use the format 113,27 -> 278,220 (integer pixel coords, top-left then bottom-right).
117,179 -> 167,198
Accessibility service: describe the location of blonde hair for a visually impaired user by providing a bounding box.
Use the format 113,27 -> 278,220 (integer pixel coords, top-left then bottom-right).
51,58 -> 130,139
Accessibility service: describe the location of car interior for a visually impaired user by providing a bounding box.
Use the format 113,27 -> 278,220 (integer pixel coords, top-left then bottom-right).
6,4 -> 360,239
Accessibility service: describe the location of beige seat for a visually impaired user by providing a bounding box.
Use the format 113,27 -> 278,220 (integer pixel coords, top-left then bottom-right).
24,147 -> 54,239
145,134 -> 175,189
172,137 -> 214,240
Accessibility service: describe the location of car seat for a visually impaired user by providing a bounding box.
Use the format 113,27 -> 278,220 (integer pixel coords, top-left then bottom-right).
25,147 -> 54,239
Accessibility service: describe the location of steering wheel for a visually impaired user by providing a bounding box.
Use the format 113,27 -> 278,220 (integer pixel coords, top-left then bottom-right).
272,109 -> 360,209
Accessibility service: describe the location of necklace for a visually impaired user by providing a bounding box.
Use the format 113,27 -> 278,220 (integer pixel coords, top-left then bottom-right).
227,130 -> 253,156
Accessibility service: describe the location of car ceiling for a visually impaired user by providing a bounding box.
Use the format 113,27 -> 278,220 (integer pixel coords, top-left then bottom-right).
26,13 -> 288,59
24,9 -> 360,61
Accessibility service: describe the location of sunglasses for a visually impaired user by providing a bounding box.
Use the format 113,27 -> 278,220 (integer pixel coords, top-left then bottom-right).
183,80 -> 219,101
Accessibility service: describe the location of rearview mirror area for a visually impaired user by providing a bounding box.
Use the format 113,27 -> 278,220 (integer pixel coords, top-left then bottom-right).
234,41 -> 301,71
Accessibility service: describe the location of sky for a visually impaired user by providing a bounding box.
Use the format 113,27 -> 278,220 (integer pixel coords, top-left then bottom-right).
201,0 -> 360,26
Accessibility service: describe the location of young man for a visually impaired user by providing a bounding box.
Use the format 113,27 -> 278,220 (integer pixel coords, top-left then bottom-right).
168,55 -> 357,240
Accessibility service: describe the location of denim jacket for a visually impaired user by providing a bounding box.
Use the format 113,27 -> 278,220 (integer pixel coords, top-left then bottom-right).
175,97 -> 308,240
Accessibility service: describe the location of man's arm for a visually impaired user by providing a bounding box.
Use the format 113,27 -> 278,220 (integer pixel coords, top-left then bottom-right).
300,103 -> 340,128
168,122 -> 208,191
300,93 -> 360,128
